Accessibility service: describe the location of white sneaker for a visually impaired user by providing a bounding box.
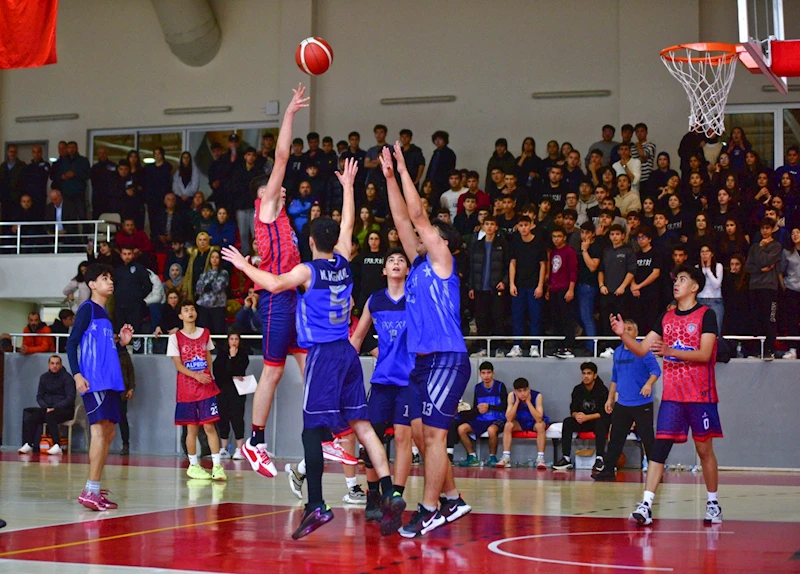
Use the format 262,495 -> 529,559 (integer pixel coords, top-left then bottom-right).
704,501 -> 723,524
536,454 -> 547,470
599,347 -> 615,359
47,444 -> 62,455
18,443 -> 33,454
630,501 -> 653,526
219,448 -> 231,459
781,348 -> 797,360
232,448 -> 245,460
529,346 -> 540,358
342,485 -> 367,504
494,350 -> 505,358
470,349 -> 487,357
507,345 -> 523,358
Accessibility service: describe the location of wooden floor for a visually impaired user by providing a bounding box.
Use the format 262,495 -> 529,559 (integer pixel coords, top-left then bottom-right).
0,451 -> 798,573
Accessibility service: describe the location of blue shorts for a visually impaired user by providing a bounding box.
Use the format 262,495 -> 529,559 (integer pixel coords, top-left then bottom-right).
303,340 -> 367,429
515,415 -> 550,432
175,396 -> 220,426
83,390 -> 121,425
367,384 -> 411,427
465,418 -> 504,439
331,417 -> 353,438
408,352 -> 471,430
656,401 -> 723,443
257,290 -> 306,366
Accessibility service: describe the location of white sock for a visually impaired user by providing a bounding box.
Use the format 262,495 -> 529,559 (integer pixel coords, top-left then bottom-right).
211,453 -> 221,466
346,476 -> 358,489
643,490 -> 655,505
298,459 -> 307,475
411,446 -> 420,455
446,447 -> 454,455
188,454 -> 198,466
537,452 -> 544,458
502,451 -> 511,458
707,491 -> 718,503
86,480 -> 101,495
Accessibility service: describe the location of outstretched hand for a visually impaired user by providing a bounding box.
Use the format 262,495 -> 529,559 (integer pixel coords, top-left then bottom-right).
221,246 -> 249,271
379,146 -> 395,179
392,142 -> 408,175
335,157 -> 359,188
287,83 -> 311,115
609,313 -> 625,336
119,324 -> 134,347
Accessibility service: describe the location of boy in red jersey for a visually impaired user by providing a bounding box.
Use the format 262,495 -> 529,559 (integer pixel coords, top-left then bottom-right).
610,265 -> 722,526
168,300 -> 226,482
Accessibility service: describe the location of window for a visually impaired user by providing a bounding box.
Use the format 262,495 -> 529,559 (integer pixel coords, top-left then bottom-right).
91,133 -> 135,164
725,104 -> 800,168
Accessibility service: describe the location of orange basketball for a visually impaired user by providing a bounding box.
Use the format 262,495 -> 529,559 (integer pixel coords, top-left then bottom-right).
295,37 -> 333,75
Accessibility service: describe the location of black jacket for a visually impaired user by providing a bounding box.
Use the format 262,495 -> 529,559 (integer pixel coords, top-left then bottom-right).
152,209 -> 191,244
569,380 -> 609,417
468,235 -> 509,291
37,368 -> 76,410
114,261 -> 152,310
213,348 -> 249,393
44,200 -> 82,235
50,319 -> 70,353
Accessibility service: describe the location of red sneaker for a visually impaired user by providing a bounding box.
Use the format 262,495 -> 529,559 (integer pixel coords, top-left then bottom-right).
78,489 -> 108,511
242,439 -> 277,478
322,439 -> 358,466
99,489 -> 118,509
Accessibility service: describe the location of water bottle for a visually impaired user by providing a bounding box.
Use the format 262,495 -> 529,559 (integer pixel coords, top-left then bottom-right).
146,338 -> 153,354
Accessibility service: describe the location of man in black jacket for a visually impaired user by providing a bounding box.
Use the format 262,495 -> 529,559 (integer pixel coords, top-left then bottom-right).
114,245 -> 152,347
44,189 -> 82,251
468,216 -> 509,356
151,192 -> 191,252
553,362 -> 611,473
18,355 -> 76,455
50,309 -> 75,353
22,145 -> 50,218
90,147 -> 117,219
231,147 -> 262,255
0,144 -> 26,219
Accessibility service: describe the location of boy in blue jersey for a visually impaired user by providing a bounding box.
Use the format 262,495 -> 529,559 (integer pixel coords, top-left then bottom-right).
66,264 -> 134,511
222,159 -> 405,540
381,144 -> 472,538
456,362 -> 508,467
499,377 -> 549,469
350,247 -> 415,521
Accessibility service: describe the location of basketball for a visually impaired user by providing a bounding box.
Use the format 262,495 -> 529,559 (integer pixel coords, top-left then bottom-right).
295,37 -> 333,75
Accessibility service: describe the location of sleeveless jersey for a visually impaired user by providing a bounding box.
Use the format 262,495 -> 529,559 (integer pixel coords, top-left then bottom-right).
77,301 -> 124,394
254,199 -> 301,292
369,289 -> 414,387
297,253 -> 353,347
475,381 -> 506,423
510,390 -> 544,425
660,306 -> 718,403
175,328 -> 219,403
405,255 -> 466,354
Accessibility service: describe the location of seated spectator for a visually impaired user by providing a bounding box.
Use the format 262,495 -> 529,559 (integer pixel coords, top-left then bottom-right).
649,152 -> 679,200
17,355 -> 76,455
20,312 -> 54,355
50,309 -> 75,354
44,189 -> 81,249
151,192 -> 190,252
153,289 -> 182,354
457,171 -> 491,213
172,151 -> 200,207
354,206 -> 380,250
612,143 -> 642,193
683,172 -> 709,218
288,181 -> 314,233
552,362 -> 611,472
468,216 -> 509,356
164,239 -> 189,277
485,166 -> 506,198
208,206 -> 238,249
62,261 -> 90,312
194,250 -> 229,334
299,204 -> 322,261
192,203 -> 216,238
642,197 -> 656,227
304,162 -> 326,207
361,182 -> 388,224
652,210 -> 679,256
115,218 -> 155,268
745,218 -> 783,360
10,193 -> 44,249
498,377 -> 549,469
455,362 -> 508,467
666,194 -> 690,241
439,170 -> 467,221
614,174 -> 642,217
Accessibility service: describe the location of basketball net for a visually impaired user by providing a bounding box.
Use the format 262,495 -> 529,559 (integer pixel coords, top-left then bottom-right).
661,43 -> 739,136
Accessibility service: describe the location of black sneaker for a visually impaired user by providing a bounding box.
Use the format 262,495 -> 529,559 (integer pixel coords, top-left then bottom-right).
380,492 -> 407,536
448,452 -> 454,464
365,490 -> 382,522
764,351 -> 775,362
120,444 -> 130,456
438,495 -> 472,523
291,503 -> 334,540
591,468 -> 616,481
411,453 -> 421,466
592,457 -> 605,474
398,504 -> 445,538
552,456 -> 573,470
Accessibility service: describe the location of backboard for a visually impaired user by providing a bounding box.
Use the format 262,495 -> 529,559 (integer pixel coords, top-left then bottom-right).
737,0 -> 788,93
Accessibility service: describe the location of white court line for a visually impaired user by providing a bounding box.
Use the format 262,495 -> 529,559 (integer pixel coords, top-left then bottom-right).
487,530 -> 735,572
0,558 -> 228,573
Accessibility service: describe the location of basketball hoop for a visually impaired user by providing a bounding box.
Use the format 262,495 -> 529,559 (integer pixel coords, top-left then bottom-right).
660,43 -> 739,136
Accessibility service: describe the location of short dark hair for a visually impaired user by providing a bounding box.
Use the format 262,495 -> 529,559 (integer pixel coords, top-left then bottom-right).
67,141 -> 78,147
599,208 -> 616,218
437,207 -> 450,216
483,215 -> 498,224
322,136 -> 333,144
579,221 -> 595,232
634,122 -> 648,131
85,263 -> 114,285
307,132 -> 320,141
373,124 -> 387,133
761,217 -> 776,228
179,299 -> 197,312
467,170 -> 480,180
513,377 -> 530,390
431,219 -> 461,253
431,130 -> 449,145
384,246 -> 410,267
549,164 -> 563,172
562,208 -> 578,220
495,138 -> 508,147
348,131 -> 360,139
539,197 -> 553,206
309,217 -> 340,253
400,128 -> 413,138
58,309 -> 75,321
448,169 -> 460,178
675,264 -> 706,293
590,148 -> 604,158
262,132 -> 275,140
292,137 -> 303,146
491,166 -> 505,174
551,226 -> 566,236
581,361 -> 598,373
119,245 -> 134,252
517,215 -> 532,224
672,244 -> 687,254
627,210 -> 641,220
653,209 -> 670,219
520,203 -> 536,214
618,142 -> 631,150
479,361 -> 494,371
637,224 -> 654,239
602,124 -> 615,133
621,123 -> 634,132
250,174 -> 270,197
463,192 -> 477,202
609,223 -> 625,234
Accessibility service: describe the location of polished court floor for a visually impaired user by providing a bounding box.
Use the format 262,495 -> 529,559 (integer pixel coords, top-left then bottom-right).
0,451 -> 798,573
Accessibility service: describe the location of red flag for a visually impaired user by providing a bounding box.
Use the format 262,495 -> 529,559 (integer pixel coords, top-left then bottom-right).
0,0 -> 58,69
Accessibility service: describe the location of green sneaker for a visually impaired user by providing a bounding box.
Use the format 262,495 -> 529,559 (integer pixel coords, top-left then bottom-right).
187,464 -> 212,480
211,464 -> 227,481
487,455 -> 498,467
458,454 -> 480,467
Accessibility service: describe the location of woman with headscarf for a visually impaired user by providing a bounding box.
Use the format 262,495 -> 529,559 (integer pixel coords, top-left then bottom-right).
183,232 -> 219,301
164,263 -> 187,299
172,151 -> 200,207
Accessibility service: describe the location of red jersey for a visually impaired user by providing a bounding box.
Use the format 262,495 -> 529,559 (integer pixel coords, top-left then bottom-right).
254,199 -> 301,291
175,329 -> 219,403
659,306 -> 718,404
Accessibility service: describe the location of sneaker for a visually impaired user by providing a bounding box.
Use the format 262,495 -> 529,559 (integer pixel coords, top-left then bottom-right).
591,468 -> 616,481
187,464 -> 212,480
536,454 -> 547,470
630,501 -> 653,526
380,492 -> 407,536
399,504 -> 446,538
292,503 -> 334,540
592,457 -> 605,474
487,455 -> 498,467
781,348 -> 797,360
211,464 -> 227,481
365,490 -> 383,522
47,444 -> 62,455
438,495 -> 472,523
99,489 -> 118,509
507,345 -> 523,358
285,463 -> 305,499
322,439 -> 358,466
599,347 -> 615,359
470,349 -> 487,358
555,349 -> 575,359
764,351 -> 775,362
232,448 -> 245,460
242,438 -> 277,478
495,456 -> 511,468
78,489 -> 108,511
411,453 -> 421,466
552,456 -> 573,470
120,444 -> 130,456
458,454 -> 480,467
343,484 -> 367,504
529,346 -> 540,358
494,350 -> 505,358
704,501 -> 723,524
18,443 -> 33,454
218,448 -> 231,459
642,456 -> 648,472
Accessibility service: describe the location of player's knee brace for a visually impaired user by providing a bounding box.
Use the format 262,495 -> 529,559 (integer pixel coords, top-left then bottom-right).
650,438 -> 674,464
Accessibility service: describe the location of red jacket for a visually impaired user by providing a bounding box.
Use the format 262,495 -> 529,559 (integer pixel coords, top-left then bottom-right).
549,245 -> 578,292
115,229 -> 154,254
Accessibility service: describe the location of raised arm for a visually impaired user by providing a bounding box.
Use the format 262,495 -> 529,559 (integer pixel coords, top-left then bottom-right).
221,246 -> 310,293
333,157 -> 357,258
610,313 -> 661,357
382,146 -> 420,261
262,84 -> 310,206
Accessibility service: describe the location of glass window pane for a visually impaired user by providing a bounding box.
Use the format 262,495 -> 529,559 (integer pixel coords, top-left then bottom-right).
139,132 -> 183,168
781,108 -> 800,164
186,128 -> 269,196
724,113 -> 774,168
92,133 -> 135,164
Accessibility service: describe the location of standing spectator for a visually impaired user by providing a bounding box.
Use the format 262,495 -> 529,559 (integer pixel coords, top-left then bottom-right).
577,179 -> 598,222
152,192 -> 190,253
340,131 -> 367,193
353,206 -> 380,250
87,239 -> 122,268
10,193 -> 44,249
537,165 -> 566,210
231,147 -> 261,255
165,239 -> 190,276
213,329 -> 250,460
439,171 -> 467,221
697,245 -> 725,334
585,125 -> 618,168
649,152 -> 680,201
485,138 -> 517,191
399,129 -> 425,188
614,174 -> 642,217
0,144 -> 26,218
548,227 -> 579,359
362,182 -> 388,224
298,204 -> 322,262
516,137 -> 541,190
507,216 -> 547,358
143,147 -> 174,227
426,130 -> 456,194
576,222 -> 603,353
58,142 -> 90,217
772,146 -> 800,188
285,137 -> 306,193
127,151 -> 145,204
457,171 -> 491,214
48,140 -> 68,191
632,123 -> 656,198
363,124 -> 390,192
117,341 -> 136,455
153,290 -> 182,354
317,136 -> 338,190
114,246 -> 151,349
780,227 -> 800,359
598,224 -> 636,356
164,263 -> 188,300
194,250 -> 229,334
21,145 -> 50,218
19,312 -> 55,355
208,206 -> 238,249
50,309 -> 75,354
630,226 -> 663,334
173,151 -> 200,209
745,218 -> 783,360
90,147 -> 117,219
666,194 -> 690,241
351,231 -> 386,313
17,356 -> 75,456
468,216 -> 509,357
63,261 -> 90,312
115,219 -> 154,267
497,196 -> 519,237
721,127 -> 751,171
718,217 -> 750,268
552,362 -> 611,472
207,142 -> 230,208
722,254 -> 752,351
612,143 -> 642,194
562,150 -> 585,193
303,131 -> 322,168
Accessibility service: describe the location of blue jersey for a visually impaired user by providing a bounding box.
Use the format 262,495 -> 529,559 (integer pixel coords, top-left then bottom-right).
66,301 -> 124,395
405,255 -> 466,354
368,289 -> 414,387
297,254 -> 353,347
474,380 -> 506,423
511,390 -> 548,425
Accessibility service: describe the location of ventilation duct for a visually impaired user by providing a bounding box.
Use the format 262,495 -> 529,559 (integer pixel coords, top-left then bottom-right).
150,0 -> 221,67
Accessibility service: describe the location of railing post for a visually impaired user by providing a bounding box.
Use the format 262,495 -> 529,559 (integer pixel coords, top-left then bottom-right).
16,225 -> 21,255
54,225 -> 59,254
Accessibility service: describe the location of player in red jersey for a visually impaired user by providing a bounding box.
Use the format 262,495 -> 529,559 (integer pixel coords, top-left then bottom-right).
610,265 -> 723,527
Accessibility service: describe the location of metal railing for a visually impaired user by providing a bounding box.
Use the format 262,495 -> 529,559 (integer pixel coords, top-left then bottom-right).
5,332 -> 799,360
0,220 -> 114,254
